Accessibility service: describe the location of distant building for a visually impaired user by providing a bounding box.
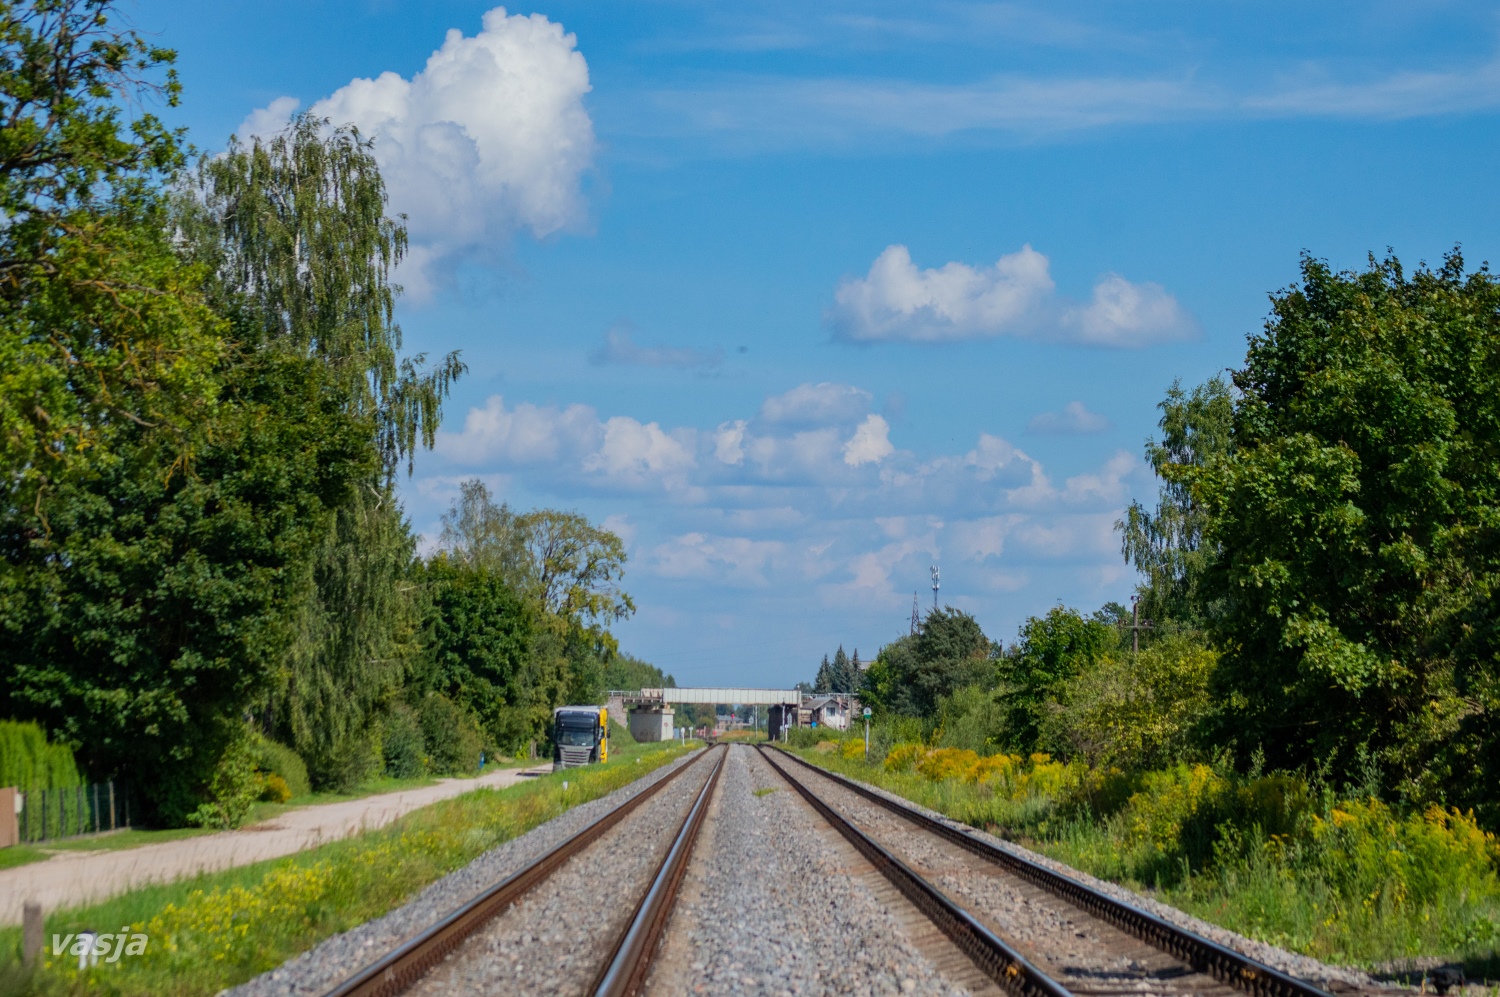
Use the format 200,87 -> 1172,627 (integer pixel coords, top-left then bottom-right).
802,695 -> 849,731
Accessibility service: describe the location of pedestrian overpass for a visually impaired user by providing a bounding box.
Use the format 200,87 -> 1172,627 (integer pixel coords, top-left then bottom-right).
605,688 -> 801,742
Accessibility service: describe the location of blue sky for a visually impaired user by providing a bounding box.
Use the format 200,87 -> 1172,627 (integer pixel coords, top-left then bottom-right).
138,1 -> 1500,687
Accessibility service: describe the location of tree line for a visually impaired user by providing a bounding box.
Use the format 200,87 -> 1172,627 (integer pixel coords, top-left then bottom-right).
857,249 -> 1500,825
0,2 -> 637,826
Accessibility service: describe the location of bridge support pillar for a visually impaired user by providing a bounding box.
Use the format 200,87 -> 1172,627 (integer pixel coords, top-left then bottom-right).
628,707 -> 675,742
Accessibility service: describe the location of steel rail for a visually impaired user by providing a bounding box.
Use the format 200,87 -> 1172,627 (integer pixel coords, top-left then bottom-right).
319,746 -> 719,997
592,744 -> 727,997
757,746 -> 1074,997
769,746 -> 1337,997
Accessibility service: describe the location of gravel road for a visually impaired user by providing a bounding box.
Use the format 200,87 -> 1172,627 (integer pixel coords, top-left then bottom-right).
228,747 -> 706,997
645,744 -> 976,997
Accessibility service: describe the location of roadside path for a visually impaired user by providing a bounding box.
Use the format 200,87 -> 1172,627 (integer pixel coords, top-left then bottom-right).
0,763 -> 553,926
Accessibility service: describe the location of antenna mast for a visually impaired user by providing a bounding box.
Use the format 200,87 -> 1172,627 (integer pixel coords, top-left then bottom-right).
930,565 -> 940,610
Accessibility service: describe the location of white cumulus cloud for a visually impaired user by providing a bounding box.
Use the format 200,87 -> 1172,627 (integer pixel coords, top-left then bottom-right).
1027,400 -> 1110,435
240,7 -> 595,298
829,244 -> 1053,343
842,415 -> 896,466
582,417 -> 697,480
760,381 -> 872,425
828,244 -> 1194,347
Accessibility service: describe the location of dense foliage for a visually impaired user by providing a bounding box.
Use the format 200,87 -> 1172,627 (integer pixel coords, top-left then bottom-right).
0,1 -> 643,824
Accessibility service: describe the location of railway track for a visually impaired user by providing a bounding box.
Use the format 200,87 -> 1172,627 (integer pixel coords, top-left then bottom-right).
757,744 -> 1353,997
317,744 -> 726,997
295,740 -> 1381,997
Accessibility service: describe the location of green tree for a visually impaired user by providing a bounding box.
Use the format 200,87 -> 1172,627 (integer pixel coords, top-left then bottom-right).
417,556 -> 539,753
1118,376 -> 1235,627
998,606 -> 1116,753
183,117 -> 463,787
813,654 -> 832,694
1191,251 -> 1500,813
861,610 -> 995,719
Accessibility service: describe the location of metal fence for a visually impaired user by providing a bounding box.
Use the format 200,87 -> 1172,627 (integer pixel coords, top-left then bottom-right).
18,781 -> 134,844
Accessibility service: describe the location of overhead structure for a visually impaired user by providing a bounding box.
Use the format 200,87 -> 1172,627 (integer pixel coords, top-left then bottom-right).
609,688 -> 802,742
622,688 -> 801,706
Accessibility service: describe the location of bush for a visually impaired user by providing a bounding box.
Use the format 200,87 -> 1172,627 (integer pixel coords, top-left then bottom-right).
934,685 -> 1007,754
187,738 -> 261,830
419,694 -> 483,776
382,705 -> 426,779
259,773 -> 292,803
0,719 -> 81,791
250,737 -> 311,798
323,736 -> 381,792
1042,632 -> 1215,768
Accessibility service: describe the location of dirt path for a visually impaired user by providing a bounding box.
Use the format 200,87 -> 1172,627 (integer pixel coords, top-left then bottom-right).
0,763 -> 553,926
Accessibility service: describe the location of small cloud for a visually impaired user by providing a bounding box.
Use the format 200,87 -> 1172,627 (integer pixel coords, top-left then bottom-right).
1062,274 -> 1195,347
761,382 -> 872,425
713,420 -> 747,465
1027,401 -> 1110,435
589,323 -> 723,371
829,244 -> 1052,343
236,96 -> 300,141
842,414 -> 895,466
827,244 -> 1194,347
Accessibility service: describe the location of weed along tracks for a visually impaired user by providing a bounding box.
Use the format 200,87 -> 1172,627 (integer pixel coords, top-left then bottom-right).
246,744 -> 1395,997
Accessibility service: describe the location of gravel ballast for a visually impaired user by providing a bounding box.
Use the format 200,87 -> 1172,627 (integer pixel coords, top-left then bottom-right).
778,753 -> 1239,997
782,751 -> 1385,993
405,747 -> 722,996
228,746 -> 706,997
645,744 -> 973,997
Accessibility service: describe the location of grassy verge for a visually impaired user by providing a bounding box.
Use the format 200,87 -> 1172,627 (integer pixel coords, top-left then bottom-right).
0,739 -> 698,997
785,741 -> 1500,974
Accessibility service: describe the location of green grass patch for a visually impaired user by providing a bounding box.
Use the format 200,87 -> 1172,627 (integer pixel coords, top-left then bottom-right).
752,787 -> 777,798
0,846 -> 48,872
786,743 -> 1500,974
0,739 -> 698,997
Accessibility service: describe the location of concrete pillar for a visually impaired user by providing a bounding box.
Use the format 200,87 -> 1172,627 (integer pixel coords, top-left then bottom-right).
628,707 -> 674,742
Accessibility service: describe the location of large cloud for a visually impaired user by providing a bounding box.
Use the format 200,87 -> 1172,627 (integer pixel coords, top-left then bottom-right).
828,244 -> 1195,347
240,8 -> 595,297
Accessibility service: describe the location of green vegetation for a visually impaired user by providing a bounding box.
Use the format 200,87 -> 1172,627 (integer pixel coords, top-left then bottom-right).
796,249 -> 1500,969
793,740 -> 1500,968
0,1 -> 665,833
0,723 -> 79,792
0,740 -> 697,997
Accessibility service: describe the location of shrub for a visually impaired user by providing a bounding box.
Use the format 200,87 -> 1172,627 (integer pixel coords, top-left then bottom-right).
324,736 -> 382,792
419,694 -> 483,776
934,685 -> 1007,754
0,719 -> 81,791
249,737 -> 310,798
884,742 -> 926,772
841,739 -> 866,761
382,705 -> 426,780
186,738 -> 261,830
1043,633 -> 1214,769
259,773 -> 292,803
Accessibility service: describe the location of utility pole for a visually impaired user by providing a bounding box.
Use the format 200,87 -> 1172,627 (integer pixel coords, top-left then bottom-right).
1123,594 -> 1154,655
930,565 -> 940,611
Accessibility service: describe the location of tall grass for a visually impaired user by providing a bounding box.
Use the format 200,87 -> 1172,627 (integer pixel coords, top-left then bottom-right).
794,739 -> 1500,970
0,739 -> 697,997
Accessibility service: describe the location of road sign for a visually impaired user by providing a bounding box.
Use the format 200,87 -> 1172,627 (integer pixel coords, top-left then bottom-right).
863,707 -> 871,717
